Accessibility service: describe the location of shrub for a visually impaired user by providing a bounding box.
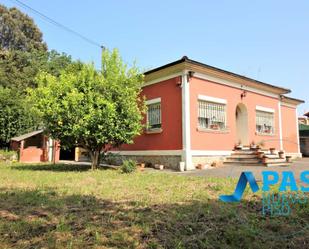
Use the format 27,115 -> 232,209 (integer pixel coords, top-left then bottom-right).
102,152 -> 118,165
120,159 -> 137,174
0,150 -> 18,162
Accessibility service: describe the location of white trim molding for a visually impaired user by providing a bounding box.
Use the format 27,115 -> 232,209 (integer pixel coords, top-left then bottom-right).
144,71 -> 281,100
110,150 -> 182,156
198,94 -> 227,104
256,105 -> 275,113
143,72 -> 182,87
191,150 -> 233,156
194,72 -> 280,99
182,71 -> 193,170
281,102 -> 298,108
146,97 -> 161,105
285,152 -> 302,158
111,150 -> 233,157
278,101 -> 283,150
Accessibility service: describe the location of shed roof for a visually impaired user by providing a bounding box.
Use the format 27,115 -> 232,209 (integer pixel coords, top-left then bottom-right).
11,130 -> 44,142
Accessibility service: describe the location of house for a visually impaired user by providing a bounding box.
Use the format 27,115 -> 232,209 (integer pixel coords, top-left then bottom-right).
113,56 -> 304,170
299,124 -> 309,156
11,130 -> 60,163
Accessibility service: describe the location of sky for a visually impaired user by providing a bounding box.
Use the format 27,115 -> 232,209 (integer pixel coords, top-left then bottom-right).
2,0 -> 309,113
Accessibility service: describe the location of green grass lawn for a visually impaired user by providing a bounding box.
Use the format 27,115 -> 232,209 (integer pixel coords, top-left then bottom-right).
0,163 -> 308,249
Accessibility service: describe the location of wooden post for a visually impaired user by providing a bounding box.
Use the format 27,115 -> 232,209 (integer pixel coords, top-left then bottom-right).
19,140 -> 24,162
42,136 -> 48,162
75,147 -> 80,162
53,140 -> 56,164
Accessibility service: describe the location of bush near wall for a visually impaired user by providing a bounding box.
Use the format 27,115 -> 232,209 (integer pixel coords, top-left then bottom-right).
0,150 -> 18,163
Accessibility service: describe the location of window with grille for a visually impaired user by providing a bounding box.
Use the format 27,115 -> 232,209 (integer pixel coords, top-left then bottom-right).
256,110 -> 274,134
147,102 -> 161,129
198,100 -> 226,130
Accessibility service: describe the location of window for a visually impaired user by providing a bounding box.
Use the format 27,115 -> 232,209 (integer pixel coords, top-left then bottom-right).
256,110 -> 274,134
198,100 -> 226,130
147,101 -> 161,129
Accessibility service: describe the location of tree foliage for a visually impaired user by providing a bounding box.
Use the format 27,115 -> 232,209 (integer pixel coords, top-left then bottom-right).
0,49 -> 46,89
0,87 -> 38,148
0,4 -> 77,147
29,49 -> 145,169
0,4 -> 47,52
0,49 -> 76,146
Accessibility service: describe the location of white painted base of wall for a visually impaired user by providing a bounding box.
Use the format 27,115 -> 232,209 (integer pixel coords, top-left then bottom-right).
109,150 -> 232,171
285,152 -> 302,159
110,150 -> 182,156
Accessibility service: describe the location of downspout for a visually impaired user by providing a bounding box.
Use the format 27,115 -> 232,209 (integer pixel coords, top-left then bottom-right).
295,108 -> 301,155
181,71 -> 193,170
278,96 -> 283,150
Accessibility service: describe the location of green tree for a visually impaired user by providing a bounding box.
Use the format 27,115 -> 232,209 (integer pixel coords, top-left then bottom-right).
29,49 -> 145,169
0,4 -> 49,90
0,87 -> 38,148
0,49 -> 47,89
0,49 -> 76,146
0,4 -> 47,52
43,50 -> 77,78
0,49 -> 76,90
0,4 -> 77,146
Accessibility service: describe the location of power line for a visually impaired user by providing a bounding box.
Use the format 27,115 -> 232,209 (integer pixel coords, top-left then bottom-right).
9,0 -> 104,49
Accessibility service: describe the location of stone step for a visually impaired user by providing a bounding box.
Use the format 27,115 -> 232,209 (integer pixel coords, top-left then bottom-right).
226,147 -> 290,167
229,154 -> 258,159
223,162 -> 265,167
266,162 -> 291,167
224,159 -> 261,164
226,157 -> 260,162
264,154 -> 284,159
232,151 -> 257,155
264,158 -> 286,164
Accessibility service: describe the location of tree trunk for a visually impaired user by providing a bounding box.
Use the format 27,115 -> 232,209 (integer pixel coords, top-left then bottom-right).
90,149 -> 100,170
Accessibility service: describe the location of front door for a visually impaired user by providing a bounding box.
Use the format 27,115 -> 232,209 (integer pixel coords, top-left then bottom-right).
236,103 -> 249,145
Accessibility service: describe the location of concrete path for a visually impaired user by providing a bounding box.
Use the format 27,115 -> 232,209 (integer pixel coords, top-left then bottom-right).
174,157 -> 309,181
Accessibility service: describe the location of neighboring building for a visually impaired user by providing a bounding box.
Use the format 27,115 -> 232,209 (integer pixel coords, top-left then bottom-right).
11,130 -> 60,163
113,56 -> 304,170
299,112 -> 309,125
299,112 -> 309,156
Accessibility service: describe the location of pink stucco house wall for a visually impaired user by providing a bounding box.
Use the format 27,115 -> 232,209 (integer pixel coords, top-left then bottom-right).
115,56 -> 304,170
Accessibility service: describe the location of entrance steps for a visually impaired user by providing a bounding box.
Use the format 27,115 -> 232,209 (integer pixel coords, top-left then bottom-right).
224,146 -> 291,167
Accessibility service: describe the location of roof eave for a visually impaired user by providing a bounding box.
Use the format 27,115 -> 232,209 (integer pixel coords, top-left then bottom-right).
281,95 -> 305,106
11,130 -> 44,142
144,56 -> 291,95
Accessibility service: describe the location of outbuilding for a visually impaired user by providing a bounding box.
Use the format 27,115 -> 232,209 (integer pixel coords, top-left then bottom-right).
10,130 -> 60,163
